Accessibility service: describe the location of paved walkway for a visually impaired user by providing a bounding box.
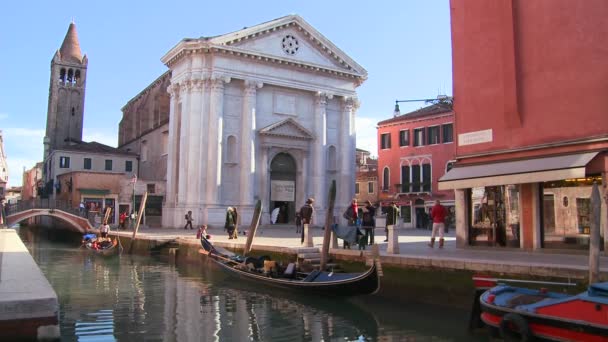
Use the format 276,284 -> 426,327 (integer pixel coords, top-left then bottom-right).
112,225 -> 608,278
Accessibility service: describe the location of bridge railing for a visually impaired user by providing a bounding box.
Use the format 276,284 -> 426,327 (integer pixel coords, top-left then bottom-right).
7,199 -> 101,227
7,199 -> 83,217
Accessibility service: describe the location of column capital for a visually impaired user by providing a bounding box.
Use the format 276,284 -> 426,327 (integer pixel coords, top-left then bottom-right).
341,96 -> 359,111
167,83 -> 181,98
315,91 -> 328,106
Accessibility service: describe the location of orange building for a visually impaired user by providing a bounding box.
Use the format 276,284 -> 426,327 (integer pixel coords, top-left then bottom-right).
377,102 -> 456,229
440,0 -> 608,250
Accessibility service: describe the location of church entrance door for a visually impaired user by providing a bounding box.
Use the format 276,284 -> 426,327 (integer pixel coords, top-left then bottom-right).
269,153 -> 297,224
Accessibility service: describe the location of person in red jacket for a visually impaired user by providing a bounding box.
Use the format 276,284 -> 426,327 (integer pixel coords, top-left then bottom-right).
429,200 -> 447,248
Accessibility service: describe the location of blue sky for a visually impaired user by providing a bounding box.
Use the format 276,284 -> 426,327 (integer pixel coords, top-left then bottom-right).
0,0 -> 452,187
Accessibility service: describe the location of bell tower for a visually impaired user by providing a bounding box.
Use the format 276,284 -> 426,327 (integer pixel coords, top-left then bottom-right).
44,21 -> 87,158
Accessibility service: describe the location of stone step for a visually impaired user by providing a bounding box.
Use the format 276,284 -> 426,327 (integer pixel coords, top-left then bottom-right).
298,252 -> 321,259
296,247 -> 320,254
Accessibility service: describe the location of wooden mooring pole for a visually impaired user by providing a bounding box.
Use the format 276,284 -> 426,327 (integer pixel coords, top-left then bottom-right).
589,182 -> 601,284
320,180 -> 336,271
128,191 -> 148,255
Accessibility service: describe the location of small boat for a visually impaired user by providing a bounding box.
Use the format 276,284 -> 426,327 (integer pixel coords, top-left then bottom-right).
479,280 -> 608,341
82,234 -> 120,256
199,236 -> 380,296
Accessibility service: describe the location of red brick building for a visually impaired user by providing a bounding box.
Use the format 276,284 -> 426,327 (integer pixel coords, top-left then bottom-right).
441,0 -> 608,249
377,102 -> 456,229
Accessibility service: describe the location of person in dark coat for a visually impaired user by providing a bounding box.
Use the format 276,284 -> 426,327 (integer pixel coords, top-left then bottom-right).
225,207 -> 238,239
362,200 -> 377,245
299,198 -> 314,244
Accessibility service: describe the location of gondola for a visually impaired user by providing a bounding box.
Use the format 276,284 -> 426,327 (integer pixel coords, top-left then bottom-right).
82,234 -> 121,256
199,236 -> 380,296
479,281 -> 608,341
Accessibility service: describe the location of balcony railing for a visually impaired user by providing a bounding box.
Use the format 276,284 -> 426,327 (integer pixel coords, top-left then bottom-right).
394,183 -> 432,193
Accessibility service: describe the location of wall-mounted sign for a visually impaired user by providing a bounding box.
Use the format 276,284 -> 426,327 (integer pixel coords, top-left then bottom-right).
270,180 -> 295,202
458,129 -> 493,146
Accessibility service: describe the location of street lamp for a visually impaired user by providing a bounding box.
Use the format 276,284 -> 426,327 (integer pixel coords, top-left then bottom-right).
393,95 -> 453,117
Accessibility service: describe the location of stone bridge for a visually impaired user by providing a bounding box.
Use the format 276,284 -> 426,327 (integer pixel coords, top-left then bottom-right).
5,199 -> 94,233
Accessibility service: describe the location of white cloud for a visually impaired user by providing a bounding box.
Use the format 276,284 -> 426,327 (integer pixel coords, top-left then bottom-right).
355,116 -> 378,157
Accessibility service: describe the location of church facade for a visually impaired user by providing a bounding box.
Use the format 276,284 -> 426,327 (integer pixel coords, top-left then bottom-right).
159,15 -> 367,227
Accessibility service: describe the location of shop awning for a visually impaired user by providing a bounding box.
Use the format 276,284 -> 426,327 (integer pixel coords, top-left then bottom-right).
77,188 -> 110,195
438,152 -> 599,190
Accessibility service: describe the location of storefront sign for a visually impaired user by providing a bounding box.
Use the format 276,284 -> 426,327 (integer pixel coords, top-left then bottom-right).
458,129 -> 493,146
270,180 -> 295,202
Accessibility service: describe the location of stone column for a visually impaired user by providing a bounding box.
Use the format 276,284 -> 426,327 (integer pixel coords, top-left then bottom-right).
259,147 -> 269,223
206,76 -> 230,205
177,80 -> 192,205
312,92 -> 327,209
186,79 -> 203,205
165,83 -> 180,205
240,81 -> 261,207
455,189 -> 469,248
386,223 -> 400,254
303,223 -> 313,247
338,97 -> 355,221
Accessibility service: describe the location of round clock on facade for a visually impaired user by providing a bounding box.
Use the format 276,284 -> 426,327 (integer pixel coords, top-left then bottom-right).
281,35 -> 299,55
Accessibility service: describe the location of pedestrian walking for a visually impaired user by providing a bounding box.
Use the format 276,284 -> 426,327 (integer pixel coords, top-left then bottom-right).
79,201 -> 85,217
295,212 -> 302,234
362,200 -> 376,245
299,198 -> 314,244
225,207 -> 238,239
429,200 -> 447,248
184,210 -> 193,230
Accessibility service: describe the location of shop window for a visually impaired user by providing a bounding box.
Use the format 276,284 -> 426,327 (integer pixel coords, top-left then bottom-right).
413,128 -> 425,147
399,130 -> 409,147
84,158 -> 91,170
469,185 -> 520,247
427,126 -> 440,145
380,133 -> 391,149
542,176 -> 603,249
59,156 -> 70,168
442,123 -> 453,143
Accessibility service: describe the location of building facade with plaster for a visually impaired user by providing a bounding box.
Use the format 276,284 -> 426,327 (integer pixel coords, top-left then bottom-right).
158,15 -> 366,228
377,102 -> 456,229
441,0 -> 608,250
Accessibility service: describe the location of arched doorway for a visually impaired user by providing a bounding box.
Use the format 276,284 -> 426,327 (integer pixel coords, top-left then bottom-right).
269,153 -> 297,224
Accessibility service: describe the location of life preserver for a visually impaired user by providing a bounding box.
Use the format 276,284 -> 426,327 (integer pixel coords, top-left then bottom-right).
499,313 -> 533,342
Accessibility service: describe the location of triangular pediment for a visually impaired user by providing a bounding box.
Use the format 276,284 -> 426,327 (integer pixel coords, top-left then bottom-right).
259,118 -> 314,140
208,15 -> 366,77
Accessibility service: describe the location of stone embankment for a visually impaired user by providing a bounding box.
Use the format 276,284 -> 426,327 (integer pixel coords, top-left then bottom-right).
0,229 -> 60,341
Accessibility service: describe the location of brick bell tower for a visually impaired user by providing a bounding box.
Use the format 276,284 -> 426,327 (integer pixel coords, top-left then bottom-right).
44,21 -> 88,159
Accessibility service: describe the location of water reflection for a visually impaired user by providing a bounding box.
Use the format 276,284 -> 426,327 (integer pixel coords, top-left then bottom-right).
18,227 -> 483,341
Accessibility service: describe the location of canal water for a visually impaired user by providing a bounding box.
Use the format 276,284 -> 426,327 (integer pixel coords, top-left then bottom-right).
19,227 -> 489,341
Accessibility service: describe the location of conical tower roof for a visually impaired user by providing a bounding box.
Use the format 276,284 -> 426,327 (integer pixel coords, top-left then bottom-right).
59,22 -> 83,64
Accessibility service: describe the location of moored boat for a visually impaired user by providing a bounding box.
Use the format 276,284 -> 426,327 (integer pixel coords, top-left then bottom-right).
479,281 -> 608,341
82,234 -> 121,256
199,236 -> 380,296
